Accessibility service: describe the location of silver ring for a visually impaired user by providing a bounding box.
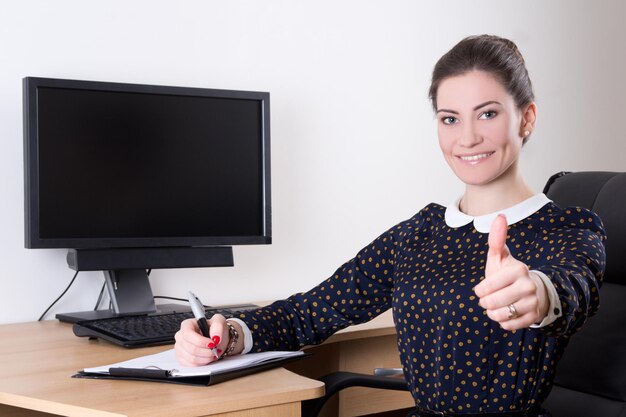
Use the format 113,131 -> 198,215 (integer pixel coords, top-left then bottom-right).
507,303 -> 519,319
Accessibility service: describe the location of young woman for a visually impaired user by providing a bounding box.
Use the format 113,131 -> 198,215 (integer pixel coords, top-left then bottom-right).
175,35 -> 606,417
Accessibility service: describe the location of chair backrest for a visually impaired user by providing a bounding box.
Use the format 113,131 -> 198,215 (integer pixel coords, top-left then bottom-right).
541,171 -> 626,417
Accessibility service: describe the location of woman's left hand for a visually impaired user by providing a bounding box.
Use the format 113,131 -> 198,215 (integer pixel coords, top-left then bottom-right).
474,214 -> 549,330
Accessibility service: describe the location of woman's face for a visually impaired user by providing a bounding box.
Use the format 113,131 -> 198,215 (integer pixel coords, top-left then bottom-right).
436,70 -> 528,186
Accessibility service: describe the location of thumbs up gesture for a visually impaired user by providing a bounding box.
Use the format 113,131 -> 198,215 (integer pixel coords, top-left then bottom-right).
474,214 -> 549,330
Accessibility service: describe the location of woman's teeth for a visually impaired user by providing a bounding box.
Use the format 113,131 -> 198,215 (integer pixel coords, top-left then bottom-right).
459,152 -> 494,161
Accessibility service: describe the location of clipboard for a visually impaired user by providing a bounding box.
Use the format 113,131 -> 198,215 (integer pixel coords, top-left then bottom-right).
73,349 -> 309,386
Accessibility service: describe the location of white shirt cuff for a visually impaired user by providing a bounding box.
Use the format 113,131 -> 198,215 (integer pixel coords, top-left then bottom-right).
529,270 -> 562,328
226,318 -> 253,354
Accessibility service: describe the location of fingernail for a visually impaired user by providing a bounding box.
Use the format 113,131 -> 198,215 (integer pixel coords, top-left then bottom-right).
212,335 -> 221,345
217,349 -> 223,355
207,342 -> 216,349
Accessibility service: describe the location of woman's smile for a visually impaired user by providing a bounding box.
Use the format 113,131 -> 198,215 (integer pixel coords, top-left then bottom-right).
457,151 -> 495,165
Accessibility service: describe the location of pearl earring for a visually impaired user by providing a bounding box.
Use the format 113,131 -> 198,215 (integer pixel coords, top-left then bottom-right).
524,130 -> 530,137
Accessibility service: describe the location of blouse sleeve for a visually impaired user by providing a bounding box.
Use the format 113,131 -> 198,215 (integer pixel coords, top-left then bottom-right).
236,215 -> 416,352
533,208 -> 606,338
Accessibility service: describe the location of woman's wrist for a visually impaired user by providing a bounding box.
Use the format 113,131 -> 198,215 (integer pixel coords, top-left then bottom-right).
529,270 -> 563,328
227,317 -> 253,354
529,271 -> 550,323
224,320 -> 246,356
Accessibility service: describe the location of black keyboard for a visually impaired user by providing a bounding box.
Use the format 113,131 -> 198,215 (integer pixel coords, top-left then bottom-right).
73,306 -> 254,348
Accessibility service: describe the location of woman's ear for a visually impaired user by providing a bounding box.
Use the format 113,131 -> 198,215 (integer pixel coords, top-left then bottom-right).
520,102 -> 537,138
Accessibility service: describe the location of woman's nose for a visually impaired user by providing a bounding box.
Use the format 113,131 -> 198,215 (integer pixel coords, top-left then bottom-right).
458,124 -> 483,147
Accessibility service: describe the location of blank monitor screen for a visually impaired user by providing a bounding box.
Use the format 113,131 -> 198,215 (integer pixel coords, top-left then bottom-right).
24,78 -> 271,249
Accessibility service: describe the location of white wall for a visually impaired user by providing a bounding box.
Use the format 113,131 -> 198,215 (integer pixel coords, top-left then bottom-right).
1,0 -> 624,324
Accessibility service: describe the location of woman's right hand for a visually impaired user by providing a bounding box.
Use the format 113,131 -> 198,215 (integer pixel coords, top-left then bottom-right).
174,314 -> 229,367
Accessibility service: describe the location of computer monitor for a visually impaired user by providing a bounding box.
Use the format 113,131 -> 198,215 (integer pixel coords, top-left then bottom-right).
23,77 -> 271,322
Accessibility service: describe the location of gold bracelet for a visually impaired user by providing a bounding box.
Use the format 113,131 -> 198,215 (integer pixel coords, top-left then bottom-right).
222,320 -> 239,358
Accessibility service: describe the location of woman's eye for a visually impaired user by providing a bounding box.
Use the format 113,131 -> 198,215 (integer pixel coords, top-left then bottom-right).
479,110 -> 497,120
441,116 -> 458,125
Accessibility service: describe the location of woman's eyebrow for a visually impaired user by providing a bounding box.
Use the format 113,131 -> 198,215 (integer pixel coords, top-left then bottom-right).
436,100 -> 502,114
436,108 -> 458,114
473,100 -> 502,110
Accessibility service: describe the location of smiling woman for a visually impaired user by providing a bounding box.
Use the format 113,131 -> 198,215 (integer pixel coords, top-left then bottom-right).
429,35 -> 538,214
436,70 -> 536,197
175,35 -> 606,417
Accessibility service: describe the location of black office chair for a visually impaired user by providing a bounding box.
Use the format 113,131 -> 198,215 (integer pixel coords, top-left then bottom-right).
302,171 -> 626,417
541,171 -> 626,417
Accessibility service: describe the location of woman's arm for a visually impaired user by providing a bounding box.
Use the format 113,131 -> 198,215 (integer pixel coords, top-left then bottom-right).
173,214 -> 414,365
237,228 -> 400,352
532,216 -> 606,338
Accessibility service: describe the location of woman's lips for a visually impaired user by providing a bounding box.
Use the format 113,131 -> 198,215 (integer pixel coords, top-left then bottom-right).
456,151 -> 495,165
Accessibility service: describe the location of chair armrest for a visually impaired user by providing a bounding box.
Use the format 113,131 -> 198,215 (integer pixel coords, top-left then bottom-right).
301,371 -> 409,417
374,367 -> 404,377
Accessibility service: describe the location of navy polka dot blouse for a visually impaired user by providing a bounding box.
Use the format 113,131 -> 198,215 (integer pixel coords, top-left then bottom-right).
238,197 -> 606,413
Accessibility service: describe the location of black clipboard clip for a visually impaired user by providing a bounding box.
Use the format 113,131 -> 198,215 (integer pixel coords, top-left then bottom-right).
109,367 -> 174,378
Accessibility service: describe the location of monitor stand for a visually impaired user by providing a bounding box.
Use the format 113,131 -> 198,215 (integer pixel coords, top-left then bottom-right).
56,247 -> 236,323
56,269 -> 170,323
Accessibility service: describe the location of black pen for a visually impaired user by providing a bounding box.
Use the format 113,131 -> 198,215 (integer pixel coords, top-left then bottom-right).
187,291 -> 210,338
188,291 -> 219,359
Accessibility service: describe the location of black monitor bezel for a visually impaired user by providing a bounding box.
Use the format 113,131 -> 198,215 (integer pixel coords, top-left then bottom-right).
23,76 -> 272,249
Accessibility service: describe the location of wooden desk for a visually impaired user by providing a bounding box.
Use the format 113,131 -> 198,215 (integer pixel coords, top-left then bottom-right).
0,321 -> 324,417
0,310 -> 411,417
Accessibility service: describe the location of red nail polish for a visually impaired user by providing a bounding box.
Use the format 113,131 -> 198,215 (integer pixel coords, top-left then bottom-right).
217,349 -> 223,355
207,342 -> 215,349
212,335 -> 221,345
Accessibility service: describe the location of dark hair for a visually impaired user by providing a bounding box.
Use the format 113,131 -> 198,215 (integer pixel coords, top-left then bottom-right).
429,34 -> 534,115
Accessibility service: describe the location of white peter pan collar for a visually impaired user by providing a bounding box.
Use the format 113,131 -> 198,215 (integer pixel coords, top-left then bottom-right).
444,193 -> 552,233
